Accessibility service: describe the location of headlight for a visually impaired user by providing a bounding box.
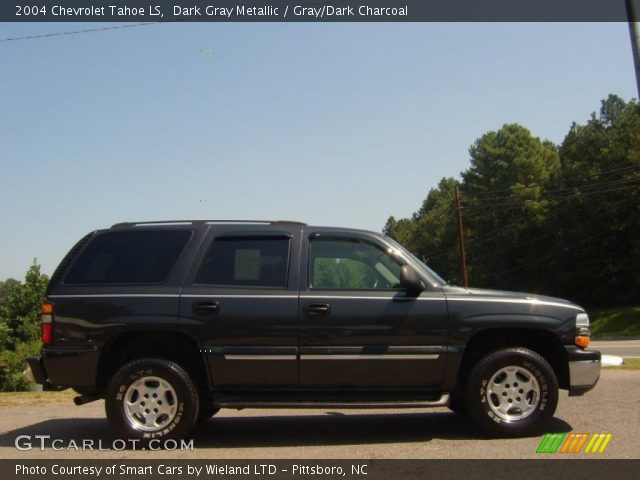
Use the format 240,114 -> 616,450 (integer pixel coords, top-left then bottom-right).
576,313 -> 590,327
575,313 -> 591,348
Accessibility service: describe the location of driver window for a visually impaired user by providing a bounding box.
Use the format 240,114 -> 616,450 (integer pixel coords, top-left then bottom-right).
309,237 -> 402,290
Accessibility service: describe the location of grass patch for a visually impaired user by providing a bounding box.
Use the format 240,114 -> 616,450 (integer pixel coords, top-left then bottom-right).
590,306 -> 640,338
603,358 -> 640,370
0,389 -> 75,408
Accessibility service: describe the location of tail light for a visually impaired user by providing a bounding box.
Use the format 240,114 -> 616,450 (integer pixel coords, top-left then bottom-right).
41,301 -> 54,345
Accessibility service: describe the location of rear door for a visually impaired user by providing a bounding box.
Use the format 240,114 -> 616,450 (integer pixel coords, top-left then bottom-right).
179,225 -> 301,388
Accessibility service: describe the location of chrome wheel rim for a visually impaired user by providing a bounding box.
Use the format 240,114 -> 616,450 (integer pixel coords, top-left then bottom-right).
123,376 -> 178,432
486,365 -> 540,421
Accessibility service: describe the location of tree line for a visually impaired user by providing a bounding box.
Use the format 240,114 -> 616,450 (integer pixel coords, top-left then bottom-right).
384,95 -> 639,308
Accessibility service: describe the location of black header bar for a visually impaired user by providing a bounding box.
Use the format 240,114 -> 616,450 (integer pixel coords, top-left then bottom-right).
1,1 -> 637,22
2,460 -> 640,480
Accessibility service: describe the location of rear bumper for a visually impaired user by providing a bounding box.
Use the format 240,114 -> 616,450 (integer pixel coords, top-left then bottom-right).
25,356 -> 64,391
25,356 -> 46,384
25,345 -> 99,392
565,346 -> 601,396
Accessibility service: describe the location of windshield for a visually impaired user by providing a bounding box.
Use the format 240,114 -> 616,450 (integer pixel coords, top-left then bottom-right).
384,236 -> 448,286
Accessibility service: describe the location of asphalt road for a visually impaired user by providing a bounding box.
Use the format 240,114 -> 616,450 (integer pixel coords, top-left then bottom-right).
591,340 -> 640,359
0,369 -> 637,460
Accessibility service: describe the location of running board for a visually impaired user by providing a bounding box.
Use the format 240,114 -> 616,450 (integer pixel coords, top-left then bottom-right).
214,393 -> 450,409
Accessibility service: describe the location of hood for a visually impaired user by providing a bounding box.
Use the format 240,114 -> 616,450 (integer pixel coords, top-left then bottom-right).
442,286 -> 583,310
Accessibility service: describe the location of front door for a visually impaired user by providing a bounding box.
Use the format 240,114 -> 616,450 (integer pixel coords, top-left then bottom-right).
298,230 -> 448,388
179,226 -> 300,388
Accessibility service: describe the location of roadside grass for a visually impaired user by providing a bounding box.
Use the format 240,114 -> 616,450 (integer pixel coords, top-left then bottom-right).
590,306 -> 640,339
603,358 -> 640,370
0,389 -> 75,408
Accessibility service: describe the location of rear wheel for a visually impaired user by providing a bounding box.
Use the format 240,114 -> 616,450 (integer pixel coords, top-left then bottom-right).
465,347 -> 558,437
105,358 -> 199,441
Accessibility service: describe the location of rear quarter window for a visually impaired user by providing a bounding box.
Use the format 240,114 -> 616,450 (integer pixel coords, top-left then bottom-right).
64,230 -> 192,285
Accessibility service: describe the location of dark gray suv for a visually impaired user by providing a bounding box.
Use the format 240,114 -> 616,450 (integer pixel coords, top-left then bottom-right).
26,220 -> 600,441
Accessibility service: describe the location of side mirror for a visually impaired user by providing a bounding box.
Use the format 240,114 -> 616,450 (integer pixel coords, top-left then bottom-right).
400,265 -> 424,295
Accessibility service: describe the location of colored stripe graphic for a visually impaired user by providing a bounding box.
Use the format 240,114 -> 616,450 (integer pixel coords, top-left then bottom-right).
560,433 -> 588,453
537,433 -> 565,453
585,433 -> 613,453
573,434 -> 589,453
560,434 -> 576,453
598,434 -> 613,453
538,433 -> 612,454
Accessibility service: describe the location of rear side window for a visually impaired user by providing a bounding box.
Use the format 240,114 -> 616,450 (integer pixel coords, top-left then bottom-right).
195,237 -> 290,288
64,230 -> 191,285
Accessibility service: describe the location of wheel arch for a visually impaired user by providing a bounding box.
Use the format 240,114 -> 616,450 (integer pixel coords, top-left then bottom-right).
96,329 -> 210,395
453,328 -> 570,395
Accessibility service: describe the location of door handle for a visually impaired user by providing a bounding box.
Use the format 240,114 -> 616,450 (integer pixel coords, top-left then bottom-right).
303,303 -> 331,317
193,301 -> 220,315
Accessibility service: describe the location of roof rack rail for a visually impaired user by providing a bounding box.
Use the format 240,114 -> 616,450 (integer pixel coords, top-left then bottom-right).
111,220 -> 307,228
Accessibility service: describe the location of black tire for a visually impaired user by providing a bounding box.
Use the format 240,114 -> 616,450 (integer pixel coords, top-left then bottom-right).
448,393 -> 467,415
465,347 -> 558,437
197,403 -> 220,423
105,358 -> 199,442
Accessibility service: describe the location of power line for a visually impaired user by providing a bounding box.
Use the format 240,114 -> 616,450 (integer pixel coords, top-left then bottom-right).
464,177 -> 640,208
463,165 -> 639,199
464,195 -> 586,246
465,183 -> 639,208
0,0 -> 342,44
410,178 -> 630,260
0,23 -> 159,43
496,228 -> 611,275
414,193 -> 584,263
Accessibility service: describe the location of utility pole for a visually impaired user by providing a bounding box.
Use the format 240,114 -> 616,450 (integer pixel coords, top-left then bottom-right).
454,185 -> 469,288
627,0 -> 640,98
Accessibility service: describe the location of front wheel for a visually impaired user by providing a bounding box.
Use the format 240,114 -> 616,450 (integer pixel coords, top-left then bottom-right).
465,347 -> 558,437
447,393 -> 466,415
105,358 -> 199,442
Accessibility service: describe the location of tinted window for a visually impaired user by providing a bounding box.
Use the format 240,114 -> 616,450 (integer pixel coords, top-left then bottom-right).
196,237 -> 290,288
64,230 -> 191,284
309,237 -> 402,290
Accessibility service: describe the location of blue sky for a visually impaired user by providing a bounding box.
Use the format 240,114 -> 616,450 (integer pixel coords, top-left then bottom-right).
0,22 -> 637,280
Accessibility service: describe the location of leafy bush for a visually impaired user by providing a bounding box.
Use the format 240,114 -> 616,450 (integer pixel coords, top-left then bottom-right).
0,340 -> 41,392
0,261 -> 48,391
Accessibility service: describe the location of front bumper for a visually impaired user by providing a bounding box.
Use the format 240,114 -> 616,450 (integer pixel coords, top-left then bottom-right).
565,346 -> 601,396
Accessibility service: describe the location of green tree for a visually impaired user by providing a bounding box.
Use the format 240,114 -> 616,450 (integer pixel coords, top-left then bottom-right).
548,95 -> 640,306
460,124 -> 560,290
0,261 -> 49,391
384,178 -> 460,283
313,258 -> 374,289
0,278 -> 20,304
384,95 -> 639,308
383,216 -> 415,247
0,261 -> 49,343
